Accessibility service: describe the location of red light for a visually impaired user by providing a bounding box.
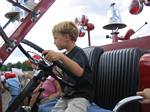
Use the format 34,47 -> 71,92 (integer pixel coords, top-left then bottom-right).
129,0 -> 143,15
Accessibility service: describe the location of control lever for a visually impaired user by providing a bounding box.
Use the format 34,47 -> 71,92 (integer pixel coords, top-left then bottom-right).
134,22 -> 148,34
0,26 -> 16,52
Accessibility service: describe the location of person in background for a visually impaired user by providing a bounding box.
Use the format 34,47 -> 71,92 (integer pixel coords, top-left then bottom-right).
0,81 -> 5,93
0,80 -> 4,112
26,54 -> 62,112
42,21 -> 94,112
137,88 -> 150,104
36,76 -> 61,112
0,72 -> 21,107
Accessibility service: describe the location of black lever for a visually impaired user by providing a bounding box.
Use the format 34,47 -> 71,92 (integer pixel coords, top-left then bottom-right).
0,26 -> 16,51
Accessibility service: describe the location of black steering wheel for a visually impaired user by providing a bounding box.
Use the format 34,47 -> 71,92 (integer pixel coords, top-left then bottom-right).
5,39 -> 75,112
20,39 -> 76,87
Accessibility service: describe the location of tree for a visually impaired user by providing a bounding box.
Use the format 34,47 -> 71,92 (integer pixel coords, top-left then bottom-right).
0,61 -> 32,71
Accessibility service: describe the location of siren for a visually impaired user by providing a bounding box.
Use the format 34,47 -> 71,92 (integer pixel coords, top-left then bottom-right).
103,3 -> 126,43
86,23 -> 94,31
75,15 -> 94,46
75,15 -> 94,38
79,28 -> 85,37
129,0 -> 143,15
103,3 -> 126,30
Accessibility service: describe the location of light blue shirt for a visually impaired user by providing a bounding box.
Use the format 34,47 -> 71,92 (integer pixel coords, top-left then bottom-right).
5,77 -> 21,96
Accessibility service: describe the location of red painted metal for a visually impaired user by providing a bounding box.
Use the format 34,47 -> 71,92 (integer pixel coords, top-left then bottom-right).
120,29 -> 135,40
101,36 -> 150,51
111,32 -> 119,43
140,54 -> 150,90
0,0 -> 55,65
139,53 -> 150,112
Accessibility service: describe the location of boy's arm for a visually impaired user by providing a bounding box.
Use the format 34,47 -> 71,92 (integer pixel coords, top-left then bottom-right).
43,50 -> 84,77
60,54 -> 84,77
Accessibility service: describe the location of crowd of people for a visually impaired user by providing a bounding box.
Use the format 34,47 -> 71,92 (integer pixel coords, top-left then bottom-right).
0,20 -> 150,112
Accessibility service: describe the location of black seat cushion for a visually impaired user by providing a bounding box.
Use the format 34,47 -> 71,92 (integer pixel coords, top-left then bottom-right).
83,47 -> 104,88
94,48 -> 144,112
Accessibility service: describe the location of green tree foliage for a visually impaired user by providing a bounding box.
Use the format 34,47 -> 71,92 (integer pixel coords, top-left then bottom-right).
0,61 -> 32,71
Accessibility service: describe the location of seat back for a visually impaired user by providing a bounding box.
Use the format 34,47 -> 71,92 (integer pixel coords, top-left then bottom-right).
83,46 -> 104,87
83,47 -> 145,111
94,48 -> 144,112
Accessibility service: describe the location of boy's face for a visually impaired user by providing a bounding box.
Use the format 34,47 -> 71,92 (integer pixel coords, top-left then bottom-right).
53,33 -> 68,50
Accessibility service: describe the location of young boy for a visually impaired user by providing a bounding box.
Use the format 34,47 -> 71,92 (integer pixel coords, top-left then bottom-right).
42,21 -> 94,112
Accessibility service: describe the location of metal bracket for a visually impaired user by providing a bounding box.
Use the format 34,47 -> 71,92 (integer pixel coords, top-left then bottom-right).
0,26 -> 17,52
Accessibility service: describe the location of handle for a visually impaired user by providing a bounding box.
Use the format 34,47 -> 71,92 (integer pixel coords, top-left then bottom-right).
113,95 -> 144,112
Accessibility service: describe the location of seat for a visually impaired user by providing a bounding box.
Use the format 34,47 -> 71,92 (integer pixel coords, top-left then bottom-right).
83,46 -> 104,86
83,47 -> 145,112
94,48 -> 144,112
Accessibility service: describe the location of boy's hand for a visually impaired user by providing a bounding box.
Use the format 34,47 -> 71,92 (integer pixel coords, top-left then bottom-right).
42,50 -> 62,61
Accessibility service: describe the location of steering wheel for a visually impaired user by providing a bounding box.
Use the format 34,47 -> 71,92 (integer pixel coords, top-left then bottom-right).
25,50 -> 75,87
20,39 -> 76,87
25,51 -> 54,70
5,39 -> 75,112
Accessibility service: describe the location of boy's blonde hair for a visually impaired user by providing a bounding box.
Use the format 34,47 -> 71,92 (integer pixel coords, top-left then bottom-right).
52,21 -> 79,42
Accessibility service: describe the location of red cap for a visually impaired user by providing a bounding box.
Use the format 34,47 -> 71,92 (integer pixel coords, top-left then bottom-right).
4,72 -> 16,79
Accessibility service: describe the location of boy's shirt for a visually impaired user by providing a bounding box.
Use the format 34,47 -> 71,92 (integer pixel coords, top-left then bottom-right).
59,46 -> 94,102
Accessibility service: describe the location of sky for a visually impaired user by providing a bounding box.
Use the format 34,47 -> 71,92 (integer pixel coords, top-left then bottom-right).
0,0 -> 150,64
